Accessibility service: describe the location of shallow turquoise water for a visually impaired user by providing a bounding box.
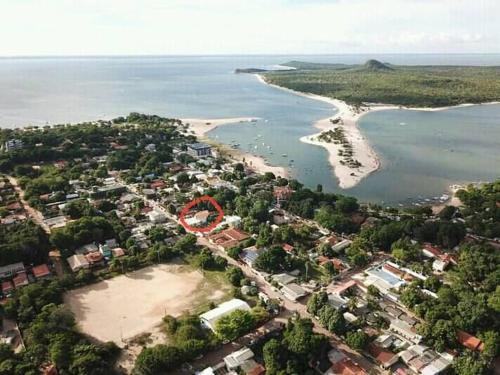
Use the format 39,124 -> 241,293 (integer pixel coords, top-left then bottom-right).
352,105 -> 500,204
1,55 -> 499,204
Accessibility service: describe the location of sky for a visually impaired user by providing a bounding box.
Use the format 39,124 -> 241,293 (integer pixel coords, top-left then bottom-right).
0,0 -> 498,56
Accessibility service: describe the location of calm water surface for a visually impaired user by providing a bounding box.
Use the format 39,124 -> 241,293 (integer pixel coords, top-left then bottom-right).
1,55 -> 499,204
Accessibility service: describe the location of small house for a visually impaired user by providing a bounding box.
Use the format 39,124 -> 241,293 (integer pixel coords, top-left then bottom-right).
12,271 -> 29,288
32,264 -> 52,280
67,254 -> 90,273
199,299 -> 251,332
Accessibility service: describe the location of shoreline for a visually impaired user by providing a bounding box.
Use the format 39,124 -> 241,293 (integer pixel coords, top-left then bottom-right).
181,117 -> 259,137
256,74 -> 392,189
182,117 -> 288,178
256,73 -> 500,189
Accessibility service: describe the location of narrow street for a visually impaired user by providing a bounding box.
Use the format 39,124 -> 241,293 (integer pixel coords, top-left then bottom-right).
124,182 -> 383,374
7,175 -> 51,233
198,237 -> 383,374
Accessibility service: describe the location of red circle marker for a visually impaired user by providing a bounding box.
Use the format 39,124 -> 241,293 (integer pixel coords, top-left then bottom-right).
179,195 -> 224,233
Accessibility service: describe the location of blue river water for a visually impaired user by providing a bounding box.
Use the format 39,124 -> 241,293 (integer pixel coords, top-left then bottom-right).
0,54 -> 499,204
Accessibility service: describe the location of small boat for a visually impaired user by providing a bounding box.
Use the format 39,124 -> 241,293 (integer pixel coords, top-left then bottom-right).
282,154 -> 287,157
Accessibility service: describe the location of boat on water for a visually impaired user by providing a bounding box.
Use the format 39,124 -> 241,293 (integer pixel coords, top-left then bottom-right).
282,154 -> 287,157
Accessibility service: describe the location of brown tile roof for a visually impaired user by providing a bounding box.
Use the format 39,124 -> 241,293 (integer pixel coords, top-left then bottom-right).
423,243 -> 443,257
12,271 -> 29,288
150,180 -> 166,189
246,363 -> 265,375
457,330 -> 484,352
332,358 -> 368,375
85,251 -> 104,264
273,186 -> 293,199
1,281 -> 14,293
208,228 -> 250,249
112,248 -> 126,257
326,235 -> 340,245
6,202 -> 22,211
368,343 -> 396,365
32,264 -> 51,278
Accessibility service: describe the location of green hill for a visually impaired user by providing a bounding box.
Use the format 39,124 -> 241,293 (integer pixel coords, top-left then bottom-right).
263,60 -> 500,107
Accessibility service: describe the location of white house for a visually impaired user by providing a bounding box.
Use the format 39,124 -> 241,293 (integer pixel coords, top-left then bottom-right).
199,299 -> 251,332
147,210 -> 166,224
67,254 -> 90,273
223,347 -> 254,370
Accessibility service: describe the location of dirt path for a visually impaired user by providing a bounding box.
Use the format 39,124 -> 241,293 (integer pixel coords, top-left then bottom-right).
6,175 -> 51,233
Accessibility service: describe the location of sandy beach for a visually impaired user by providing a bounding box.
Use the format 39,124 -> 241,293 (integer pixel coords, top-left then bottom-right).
182,116 -> 288,177
182,117 -> 258,137
256,74 -> 394,189
230,149 -> 288,177
256,74 -> 500,189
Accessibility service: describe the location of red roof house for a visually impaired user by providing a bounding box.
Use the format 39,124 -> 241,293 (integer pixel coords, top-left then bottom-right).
32,264 -> 51,279
368,343 -> 398,369
457,330 -> 484,352
273,186 -> 293,200
150,180 -> 166,190
1,281 -> 14,295
422,243 -> 443,258
332,358 -> 368,375
208,228 -> 250,250
12,271 -> 29,288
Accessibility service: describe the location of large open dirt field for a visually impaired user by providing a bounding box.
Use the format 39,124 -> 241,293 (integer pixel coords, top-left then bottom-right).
64,264 -> 229,346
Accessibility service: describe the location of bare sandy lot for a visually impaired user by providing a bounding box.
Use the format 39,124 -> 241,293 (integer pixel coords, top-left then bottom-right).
64,264 -> 228,346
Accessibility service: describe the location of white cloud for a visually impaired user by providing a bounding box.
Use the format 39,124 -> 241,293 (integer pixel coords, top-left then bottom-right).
0,0 -> 497,55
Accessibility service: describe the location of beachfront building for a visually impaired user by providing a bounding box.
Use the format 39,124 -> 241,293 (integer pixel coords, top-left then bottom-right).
199,299 -> 251,332
187,142 -> 212,158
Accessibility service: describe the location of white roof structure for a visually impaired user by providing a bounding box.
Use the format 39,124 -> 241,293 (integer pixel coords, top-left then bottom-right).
421,357 -> 452,375
199,299 -> 251,331
67,254 -> 90,272
147,210 -> 166,223
224,347 -> 254,370
281,283 -> 308,301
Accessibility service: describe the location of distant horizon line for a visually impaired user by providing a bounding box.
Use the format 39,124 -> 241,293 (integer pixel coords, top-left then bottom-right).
2,52 -> 500,59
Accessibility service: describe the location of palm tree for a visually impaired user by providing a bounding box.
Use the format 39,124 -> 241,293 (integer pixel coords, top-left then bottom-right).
348,296 -> 358,312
